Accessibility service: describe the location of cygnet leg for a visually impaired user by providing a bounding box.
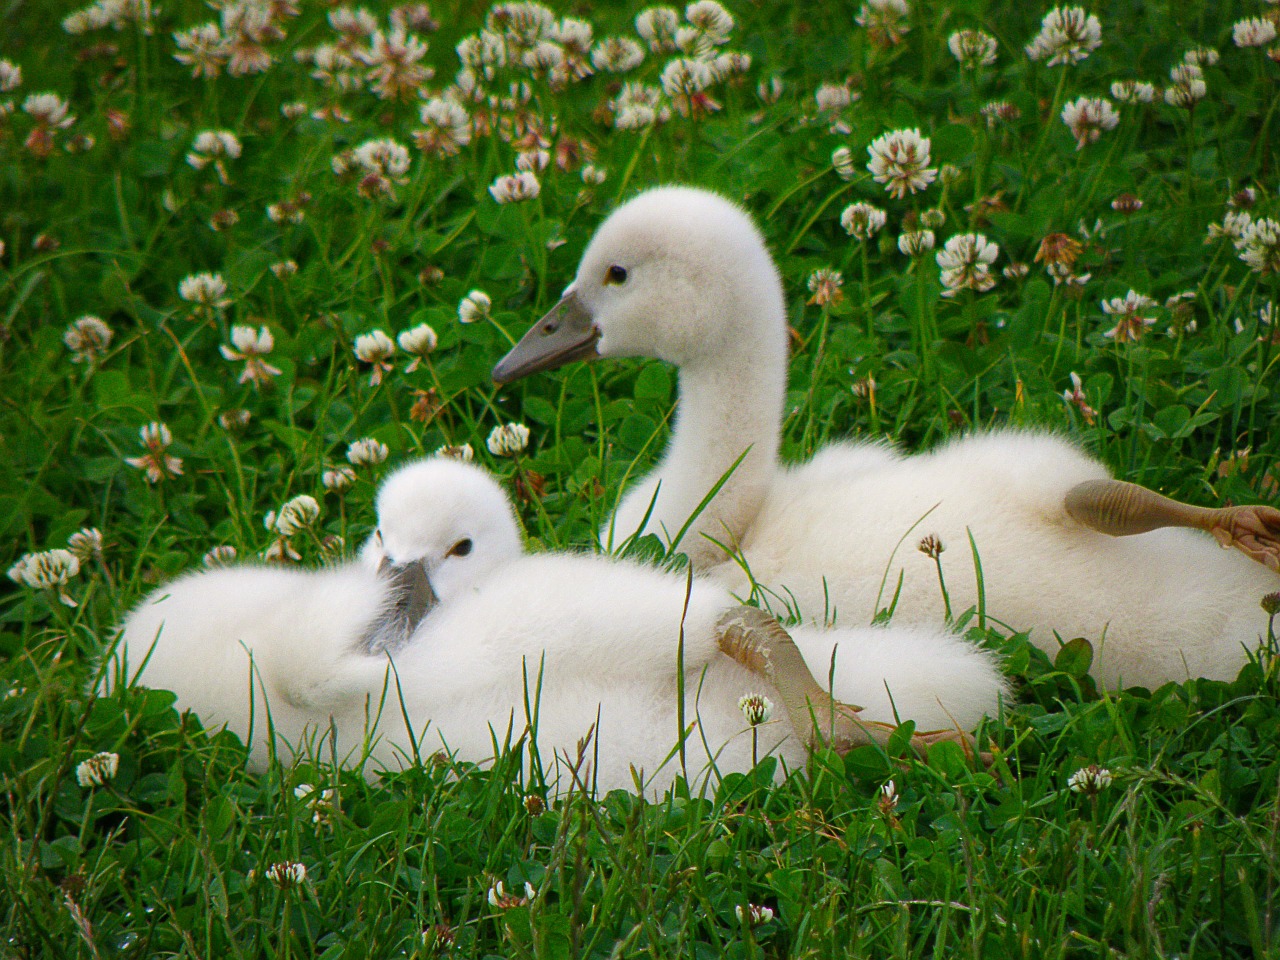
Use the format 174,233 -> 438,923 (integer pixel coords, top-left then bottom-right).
715,606 -> 984,761
1065,479 -> 1280,572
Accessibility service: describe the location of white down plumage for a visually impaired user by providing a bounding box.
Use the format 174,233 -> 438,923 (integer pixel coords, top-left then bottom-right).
492,185 -> 1280,688
108,458 -> 1008,795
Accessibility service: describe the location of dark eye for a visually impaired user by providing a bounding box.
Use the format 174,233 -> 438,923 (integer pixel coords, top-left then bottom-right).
605,264 -> 628,285
447,538 -> 473,558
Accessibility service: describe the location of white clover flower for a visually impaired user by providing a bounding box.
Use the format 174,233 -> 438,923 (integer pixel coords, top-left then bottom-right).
66,528 -> 104,562
203,545 -> 238,567
272,495 -> 320,536
63,6 -> 109,33
489,171 -> 541,204
8,549 -> 81,604
458,290 -> 493,324
737,692 -> 773,726
360,26 -> 433,100
398,324 -> 438,370
1061,97 -> 1119,149
487,422 -> 530,457
217,409 -> 250,434
265,861 -> 308,890
1062,371 -> 1097,423
841,202 -> 887,240
436,443 -> 475,461
487,879 -> 536,909
516,148 -> 550,173
521,39 -> 564,73
266,200 -> 304,225
178,272 -> 231,313
270,260 -> 298,281
867,128 -> 938,199
735,904 -> 775,926
1183,46 -> 1219,67
1067,764 -> 1113,794
186,130 -> 242,177
807,267 -> 844,306
612,82 -> 669,130
173,22 -> 227,78
294,783 -> 336,827
413,97 -> 472,156
879,779 -> 899,812
936,233 -> 999,295
831,146 -> 857,181
814,82 -> 853,113
75,752 -> 119,788
1229,187 -> 1257,209
685,1 -> 734,40
1238,217 -> 1280,275
486,2 -> 555,50
592,35 -> 645,72
659,57 -> 713,98
1206,210 -> 1253,243
856,0 -> 911,45
898,229 -> 935,256
0,60 -> 22,93
63,315 -> 114,364
981,99 -> 1021,127
220,325 -> 282,387
581,164 -> 607,185
22,92 -> 74,128
322,467 -> 357,492
1003,262 -> 1030,280
635,7 -> 681,53
125,422 -> 183,483
329,7 -> 378,38
1110,80 -> 1156,104
757,74 -> 784,104
1101,290 -> 1158,343
348,137 -> 412,200
354,330 -> 396,386
456,31 -> 508,76
1233,17 -> 1277,48
1164,63 -> 1206,108
1025,6 -> 1102,65
948,29 -> 998,68
347,437 -> 389,466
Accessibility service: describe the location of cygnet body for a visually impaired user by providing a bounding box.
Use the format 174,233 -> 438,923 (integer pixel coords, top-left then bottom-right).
108,458 -> 1008,795
492,186 -> 1280,688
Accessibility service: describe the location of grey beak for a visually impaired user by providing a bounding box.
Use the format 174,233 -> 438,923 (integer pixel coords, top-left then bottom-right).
492,290 -> 601,384
363,558 -> 440,654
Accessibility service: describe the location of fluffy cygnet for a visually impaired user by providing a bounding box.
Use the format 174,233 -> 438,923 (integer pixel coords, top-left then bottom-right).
105,458 -> 1009,795
492,185 -> 1280,688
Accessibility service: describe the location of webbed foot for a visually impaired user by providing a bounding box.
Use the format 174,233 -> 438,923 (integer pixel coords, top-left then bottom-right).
1206,504 -> 1280,572
715,605 -> 988,765
1066,479 -> 1280,573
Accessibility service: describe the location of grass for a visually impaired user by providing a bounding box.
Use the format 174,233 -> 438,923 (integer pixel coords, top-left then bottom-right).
2,0 -> 1280,955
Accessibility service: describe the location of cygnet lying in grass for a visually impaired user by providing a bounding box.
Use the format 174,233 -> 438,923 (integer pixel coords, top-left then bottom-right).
107,458 -> 1009,795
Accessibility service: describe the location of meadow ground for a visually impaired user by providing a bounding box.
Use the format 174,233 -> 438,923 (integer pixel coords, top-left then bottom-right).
2,0 -> 1280,956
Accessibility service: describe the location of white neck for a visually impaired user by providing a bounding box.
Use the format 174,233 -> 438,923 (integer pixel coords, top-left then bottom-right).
616,343 -> 786,564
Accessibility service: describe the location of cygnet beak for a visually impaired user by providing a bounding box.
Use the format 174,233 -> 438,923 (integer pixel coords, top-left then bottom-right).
492,290 -> 600,383
378,557 -> 439,634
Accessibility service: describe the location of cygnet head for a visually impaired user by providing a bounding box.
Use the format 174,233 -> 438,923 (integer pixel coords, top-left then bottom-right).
363,457 -> 523,607
492,185 -> 786,383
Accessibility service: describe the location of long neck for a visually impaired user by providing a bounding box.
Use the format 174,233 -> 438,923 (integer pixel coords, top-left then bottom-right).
650,343 -> 786,561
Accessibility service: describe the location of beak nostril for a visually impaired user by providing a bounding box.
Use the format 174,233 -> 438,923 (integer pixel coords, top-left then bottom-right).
542,321 -> 559,335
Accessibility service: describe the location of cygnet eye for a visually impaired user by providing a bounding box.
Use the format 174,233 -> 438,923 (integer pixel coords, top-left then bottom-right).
447,538 -> 473,558
604,264 -> 628,285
